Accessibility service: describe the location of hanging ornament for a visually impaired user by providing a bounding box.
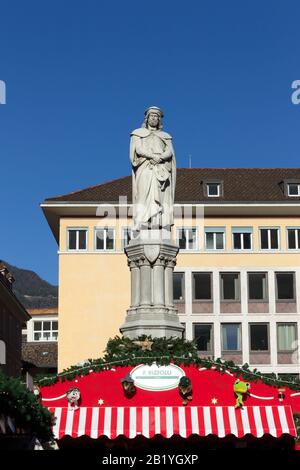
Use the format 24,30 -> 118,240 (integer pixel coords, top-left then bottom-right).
33,385 -> 41,400
133,339 -> 154,351
178,376 -> 192,406
121,374 -> 136,398
234,380 -> 250,409
66,387 -> 81,410
278,387 -> 286,402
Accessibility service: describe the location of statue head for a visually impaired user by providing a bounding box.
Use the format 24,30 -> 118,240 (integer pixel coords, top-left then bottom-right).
143,106 -> 163,130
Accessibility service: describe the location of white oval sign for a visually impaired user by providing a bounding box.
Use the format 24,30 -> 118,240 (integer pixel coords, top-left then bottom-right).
130,363 -> 185,392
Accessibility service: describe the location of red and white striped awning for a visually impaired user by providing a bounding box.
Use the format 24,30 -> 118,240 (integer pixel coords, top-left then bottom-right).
49,406 -> 296,440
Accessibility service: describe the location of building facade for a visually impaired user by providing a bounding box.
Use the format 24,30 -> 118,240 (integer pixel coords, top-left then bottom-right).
42,169 -> 300,376
22,307 -> 58,377
0,262 -> 30,376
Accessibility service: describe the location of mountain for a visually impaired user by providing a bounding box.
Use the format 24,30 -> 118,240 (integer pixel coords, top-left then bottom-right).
1,261 -> 58,309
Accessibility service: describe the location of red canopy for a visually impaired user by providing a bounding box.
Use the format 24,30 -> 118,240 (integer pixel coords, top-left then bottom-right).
49,405 -> 295,440
40,364 -> 299,441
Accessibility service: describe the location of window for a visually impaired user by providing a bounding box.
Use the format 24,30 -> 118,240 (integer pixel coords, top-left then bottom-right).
33,320 -> 58,341
207,183 -> 220,197
122,228 -> 133,248
221,323 -> 241,351
193,273 -> 212,300
260,228 -> 279,250
232,227 -> 252,250
276,272 -> 295,300
177,228 -> 197,250
173,273 -> 185,301
203,180 -> 223,198
277,323 -> 297,351
248,273 -> 268,301
287,228 -> 300,250
220,273 -> 240,301
205,228 -> 225,250
250,324 -> 269,351
68,229 -> 87,251
194,324 -> 213,352
95,228 -> 115,250
287,183 -> 300,197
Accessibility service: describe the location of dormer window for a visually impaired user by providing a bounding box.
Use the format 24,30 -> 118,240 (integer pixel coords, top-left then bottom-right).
288,183 -> 300,197
207,183 -> 220,197
283,180 -> 300,197
203,180 -> 223,198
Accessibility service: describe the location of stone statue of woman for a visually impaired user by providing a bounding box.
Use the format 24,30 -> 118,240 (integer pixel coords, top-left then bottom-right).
130,107 -> 176,233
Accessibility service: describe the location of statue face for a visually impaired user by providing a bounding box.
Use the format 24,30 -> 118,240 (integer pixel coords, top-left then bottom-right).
147,112 -> 160,128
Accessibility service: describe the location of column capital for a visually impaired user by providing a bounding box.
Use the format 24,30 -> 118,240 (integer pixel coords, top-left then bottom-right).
155,255 -> 167,267
127,258 -> 140,269
138,256 -> 151,267
165,256 -> 177,268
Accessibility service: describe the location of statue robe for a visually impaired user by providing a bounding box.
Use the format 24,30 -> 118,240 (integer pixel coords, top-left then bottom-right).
130,128 -> 176,230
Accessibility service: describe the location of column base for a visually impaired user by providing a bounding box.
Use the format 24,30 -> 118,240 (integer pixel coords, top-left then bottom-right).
120,306 -> 184,339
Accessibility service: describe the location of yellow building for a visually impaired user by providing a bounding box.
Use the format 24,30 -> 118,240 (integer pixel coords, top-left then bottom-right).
42,168 -> 300,377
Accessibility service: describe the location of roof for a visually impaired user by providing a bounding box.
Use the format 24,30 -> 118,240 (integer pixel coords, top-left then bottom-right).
0,263 -> 30,322
44,168 -> 300,203
27,307 -> 58,316
22,341 -> 57,368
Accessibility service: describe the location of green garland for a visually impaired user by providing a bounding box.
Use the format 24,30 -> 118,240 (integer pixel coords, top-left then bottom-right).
293,413 -> 300,445
37,336 -> 300,392
0,371 -> 54,442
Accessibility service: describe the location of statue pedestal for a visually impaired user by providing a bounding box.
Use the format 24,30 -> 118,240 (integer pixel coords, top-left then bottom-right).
120,236 -> 184,339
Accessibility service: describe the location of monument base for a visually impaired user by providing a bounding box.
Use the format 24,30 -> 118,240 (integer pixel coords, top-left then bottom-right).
120,235 -> 184,339
120,306 -> 184,339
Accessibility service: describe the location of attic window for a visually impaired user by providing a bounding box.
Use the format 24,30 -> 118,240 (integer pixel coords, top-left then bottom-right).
283,180 -> 300,197
207,183 -> 220,197
288,183 -> 300,197
204,181 -> 223,198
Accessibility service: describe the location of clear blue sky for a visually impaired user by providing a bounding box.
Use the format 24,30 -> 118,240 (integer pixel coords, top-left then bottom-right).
1,1 -> 299,285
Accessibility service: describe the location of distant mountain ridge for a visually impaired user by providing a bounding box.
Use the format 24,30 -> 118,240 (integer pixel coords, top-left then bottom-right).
1,261 -> 58,309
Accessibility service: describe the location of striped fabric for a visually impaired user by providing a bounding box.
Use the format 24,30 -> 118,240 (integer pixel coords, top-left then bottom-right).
48,406 -> 296,440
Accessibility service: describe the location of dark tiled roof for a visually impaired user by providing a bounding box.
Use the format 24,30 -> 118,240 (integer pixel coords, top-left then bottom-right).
22,341 -> 57,368
44,168 -> 300,203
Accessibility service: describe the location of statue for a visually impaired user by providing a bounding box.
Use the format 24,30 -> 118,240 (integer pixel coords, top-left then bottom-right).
130,107 -> 176,233
121,106 -> 184,339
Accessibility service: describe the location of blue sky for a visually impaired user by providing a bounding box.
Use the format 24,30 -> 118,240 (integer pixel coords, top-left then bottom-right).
1,1 -> 300,285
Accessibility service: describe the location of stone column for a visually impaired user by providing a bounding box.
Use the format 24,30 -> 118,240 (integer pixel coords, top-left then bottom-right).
152,256 -> 165,306
139,257 -> 151,306
165,257 -> 176,308
129,259 -> 140,308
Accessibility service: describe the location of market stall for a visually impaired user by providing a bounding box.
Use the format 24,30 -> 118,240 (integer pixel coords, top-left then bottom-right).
39,342 -> 300,450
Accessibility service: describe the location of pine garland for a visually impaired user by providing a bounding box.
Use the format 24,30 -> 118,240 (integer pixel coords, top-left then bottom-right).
293,413 -> 300,445
0,371 -> 54,442
37,336 -> 300,392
